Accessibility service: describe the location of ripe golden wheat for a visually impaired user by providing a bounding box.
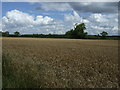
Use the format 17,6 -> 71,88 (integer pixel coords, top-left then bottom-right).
2,37 -> 119,88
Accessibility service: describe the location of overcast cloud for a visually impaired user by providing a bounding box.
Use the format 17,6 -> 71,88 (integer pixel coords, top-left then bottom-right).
36,2 -> 118,13
69,2 -> 118,13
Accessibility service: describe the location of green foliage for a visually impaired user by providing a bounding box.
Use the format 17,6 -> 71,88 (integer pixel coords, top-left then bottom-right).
65,23 -> 87,39
2,31 -> 9,37
14,31 -> 20,37
86,35 -> 100,39
65,29 -> 74,38
20,34 -> 67,38
100,31 -> 108,39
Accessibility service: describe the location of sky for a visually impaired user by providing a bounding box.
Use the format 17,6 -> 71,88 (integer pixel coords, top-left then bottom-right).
1,2 -> 119,35
2,0 -> 120,2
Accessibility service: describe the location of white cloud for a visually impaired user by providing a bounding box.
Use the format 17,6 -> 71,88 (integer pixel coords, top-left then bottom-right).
2,9 -> 118,35
64,11 -> 84,30
64,11 -> 118,35
2,10 -> 55,34
2,10 -> 53,27
64,11 -> 81,22
35,16 -> 53,25
2,9 -> 68,34
2,10 -> 34,28
86,13 -> 118,35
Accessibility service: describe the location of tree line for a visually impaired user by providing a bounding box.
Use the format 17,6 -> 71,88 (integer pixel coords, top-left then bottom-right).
1,23 -> 119,39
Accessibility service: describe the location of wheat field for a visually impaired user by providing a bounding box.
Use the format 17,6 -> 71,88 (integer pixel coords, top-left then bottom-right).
2,37 -> 119,88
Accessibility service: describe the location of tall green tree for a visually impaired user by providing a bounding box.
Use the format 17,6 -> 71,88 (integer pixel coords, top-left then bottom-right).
65,29 -> 74,38
65,23 -> 87,39
100,31 -> 108,39
14,31 -> 20,36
